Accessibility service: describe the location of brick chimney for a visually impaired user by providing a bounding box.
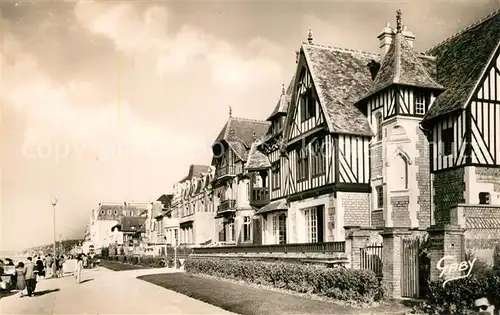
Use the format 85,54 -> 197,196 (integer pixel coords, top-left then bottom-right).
377,21 -> 395,58
402,25 -> 415,48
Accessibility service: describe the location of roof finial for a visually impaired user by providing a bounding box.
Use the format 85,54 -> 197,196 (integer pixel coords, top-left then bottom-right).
281,83 -> 285,95
295,50 -> 299,63
229,105 -> 232,118
307,27 -> 313,44
396,9 -> 402,33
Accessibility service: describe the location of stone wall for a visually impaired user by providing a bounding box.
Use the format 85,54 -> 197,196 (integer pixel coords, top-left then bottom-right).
371,210 -> 384,227
390,196 -> 410,227
341,192 -> 370,227
433,168 -> 465,225
415,126 -> 431,228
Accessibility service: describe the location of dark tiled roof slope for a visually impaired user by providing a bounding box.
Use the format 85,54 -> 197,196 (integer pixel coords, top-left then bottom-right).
120,216 -> 147,233
364,33 -> 443,98
156,194 -> 173,207
301,44 -> 376,136
424,10 -> 500,121
267,76 -> 295,120
214,117 -> 270,161
245,141 -> 271,170
180,165 -> 210,182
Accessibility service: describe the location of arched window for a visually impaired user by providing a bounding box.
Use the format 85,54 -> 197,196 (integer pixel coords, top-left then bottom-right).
376,114 -> 383,141
393,154 -> 409,190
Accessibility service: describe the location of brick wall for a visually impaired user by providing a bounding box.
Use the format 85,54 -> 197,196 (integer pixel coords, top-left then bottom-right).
476,167 -> 500,192
462,205 -> 500,264
341,192 -> 370,227
433,168 -> 465,225
390,196 -> 410,227
326,196 -> 336,241
371,210 -> 384,227
370,144 -> 383,178
415,126 -> 431,228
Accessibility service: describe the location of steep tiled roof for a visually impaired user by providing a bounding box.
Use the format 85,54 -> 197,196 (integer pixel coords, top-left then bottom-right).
245,141 -> 271,170
214,117 -> 270,161
267,76 -> 295,121
180,165 -> 210,182
300,44 -> 377,136
119,216 -> 146,233
423,9 -> 500,121
156,194 -> 173,208
360,33 -> 443,101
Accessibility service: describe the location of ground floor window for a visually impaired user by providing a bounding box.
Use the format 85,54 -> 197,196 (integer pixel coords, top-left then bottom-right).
243,216 -> 252,242
272,214 -> 287,244
303,206 -> 324,243
224,219 -> 235,242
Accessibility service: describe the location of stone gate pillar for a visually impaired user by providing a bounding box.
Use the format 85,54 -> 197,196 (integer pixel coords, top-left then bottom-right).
426,225 -> 465,282
345,226 -> 377,269
380,228 -> 411,299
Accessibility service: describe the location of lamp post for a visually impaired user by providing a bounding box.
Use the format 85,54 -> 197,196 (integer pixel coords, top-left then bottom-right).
51,197 -> 58,259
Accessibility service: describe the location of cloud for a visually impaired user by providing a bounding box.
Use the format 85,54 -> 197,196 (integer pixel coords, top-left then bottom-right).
73,1 -> 284,92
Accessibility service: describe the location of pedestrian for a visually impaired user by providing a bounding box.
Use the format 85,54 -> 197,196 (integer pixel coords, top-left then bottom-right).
75,255 -> 83,284
83,254 -> 88,269
23,257 -> 37,297
15,262 -> 26,297
35,256 -> 44,280
45,254 -> 53,278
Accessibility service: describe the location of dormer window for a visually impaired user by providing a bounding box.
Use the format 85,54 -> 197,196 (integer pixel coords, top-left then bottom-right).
300,88 -> 316,121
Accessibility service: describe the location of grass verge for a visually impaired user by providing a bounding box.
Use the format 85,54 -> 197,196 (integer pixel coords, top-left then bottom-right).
138,272 -> 411,315
100,260 -> 152,271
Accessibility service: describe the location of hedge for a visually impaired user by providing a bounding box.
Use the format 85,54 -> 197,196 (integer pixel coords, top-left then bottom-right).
105,255 -> 181,268
184,257 -> 383,303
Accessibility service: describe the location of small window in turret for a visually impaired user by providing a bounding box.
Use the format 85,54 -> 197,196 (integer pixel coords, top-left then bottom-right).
414,92 -> 426,115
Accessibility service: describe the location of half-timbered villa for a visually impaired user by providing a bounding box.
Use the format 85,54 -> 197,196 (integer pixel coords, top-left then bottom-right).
211,115 -> 270,245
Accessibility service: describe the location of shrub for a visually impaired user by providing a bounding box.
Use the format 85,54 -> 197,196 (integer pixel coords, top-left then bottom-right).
184,257 -> 381,303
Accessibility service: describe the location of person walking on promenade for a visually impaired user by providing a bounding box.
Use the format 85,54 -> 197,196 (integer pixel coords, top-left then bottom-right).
15,262 -> 26,297
23,257 -> 37,297
75,255 -> 83,284
35,256 -> 44,280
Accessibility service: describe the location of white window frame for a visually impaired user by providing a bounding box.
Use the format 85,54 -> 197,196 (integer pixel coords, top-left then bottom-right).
304,208 -> 317,243
415,93 -> 426,115
243,216 -> 252,242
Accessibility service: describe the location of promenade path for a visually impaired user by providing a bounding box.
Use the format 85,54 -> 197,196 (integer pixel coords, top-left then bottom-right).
0,266 -> 236,314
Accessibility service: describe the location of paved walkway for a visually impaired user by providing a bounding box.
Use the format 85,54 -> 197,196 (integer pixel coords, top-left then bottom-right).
0,267 -> 236,314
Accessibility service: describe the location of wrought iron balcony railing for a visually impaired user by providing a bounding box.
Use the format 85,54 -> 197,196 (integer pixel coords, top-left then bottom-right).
217,199 -> 236,213
192,241 -> 346,255
215,165 -> 236,179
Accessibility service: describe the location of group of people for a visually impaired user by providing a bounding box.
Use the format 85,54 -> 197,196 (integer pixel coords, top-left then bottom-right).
33,254 -> 65,280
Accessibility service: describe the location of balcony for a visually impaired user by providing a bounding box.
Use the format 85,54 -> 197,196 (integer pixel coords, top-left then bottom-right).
215,165 -> 236,179
217,199 -> 236,216
250,187 -> 270,207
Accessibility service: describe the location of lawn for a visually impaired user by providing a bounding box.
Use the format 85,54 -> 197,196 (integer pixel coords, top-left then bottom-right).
100,260 -> 152,271
138,273 -> 412,315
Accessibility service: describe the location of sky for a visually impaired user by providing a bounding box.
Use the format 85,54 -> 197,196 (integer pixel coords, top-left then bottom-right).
1,0 -> 499,251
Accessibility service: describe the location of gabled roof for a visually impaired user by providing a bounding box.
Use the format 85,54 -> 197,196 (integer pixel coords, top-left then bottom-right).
267,76 -> 294,121
179,165 -> 210,182
156,194 -> 173,208
119,216 -> 146,233
214,117 -> 270,161
360,32 -> 443,101
423,9 -> 500,122
245,141 -> 271,170
298,43 -> 377,136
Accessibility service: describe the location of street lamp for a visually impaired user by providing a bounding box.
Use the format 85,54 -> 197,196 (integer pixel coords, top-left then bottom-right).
51,197 -> 58,259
